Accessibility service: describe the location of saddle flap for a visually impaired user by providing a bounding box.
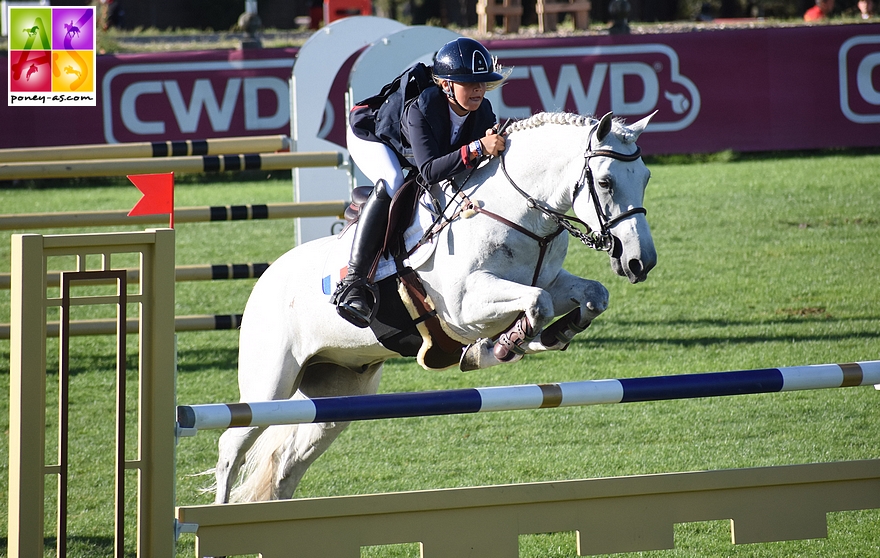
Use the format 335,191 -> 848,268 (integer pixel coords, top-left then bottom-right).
383,178 -> 420,258
344,178 -> 421,263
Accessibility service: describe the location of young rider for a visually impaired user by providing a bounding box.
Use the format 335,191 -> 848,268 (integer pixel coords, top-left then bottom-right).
333,37 -> 510,328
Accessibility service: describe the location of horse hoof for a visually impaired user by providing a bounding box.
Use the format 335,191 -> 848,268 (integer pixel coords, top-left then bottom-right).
460,345 -> 481,371
460,338 -> 491,371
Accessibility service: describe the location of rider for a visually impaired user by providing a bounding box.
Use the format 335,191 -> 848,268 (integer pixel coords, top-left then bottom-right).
333,37 -> 510,328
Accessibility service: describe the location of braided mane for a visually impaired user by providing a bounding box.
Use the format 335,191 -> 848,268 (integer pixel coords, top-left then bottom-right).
506,112 -> 594,132
505,112 -> 637,143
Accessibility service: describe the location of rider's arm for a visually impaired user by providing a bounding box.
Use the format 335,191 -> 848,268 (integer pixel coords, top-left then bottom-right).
405,89 -> 497,183
406,93 -> 470,182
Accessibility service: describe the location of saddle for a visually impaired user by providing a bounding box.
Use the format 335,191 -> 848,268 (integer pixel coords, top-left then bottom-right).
342,178 -> 465,370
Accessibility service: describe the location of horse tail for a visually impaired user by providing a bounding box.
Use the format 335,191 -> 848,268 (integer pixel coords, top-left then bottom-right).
229,424 -> 298,502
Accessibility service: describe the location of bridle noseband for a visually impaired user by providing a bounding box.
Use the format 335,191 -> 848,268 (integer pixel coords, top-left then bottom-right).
499,126 -> 647,253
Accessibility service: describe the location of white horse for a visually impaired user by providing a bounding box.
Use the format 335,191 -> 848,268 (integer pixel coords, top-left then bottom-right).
213,111 -> 657,503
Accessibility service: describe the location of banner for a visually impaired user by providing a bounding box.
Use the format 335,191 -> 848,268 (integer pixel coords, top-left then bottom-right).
484,24 -> 880,154
1,24 -> 878,154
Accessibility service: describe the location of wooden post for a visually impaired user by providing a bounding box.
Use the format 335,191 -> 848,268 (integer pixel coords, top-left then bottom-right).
477,0 -> 524,33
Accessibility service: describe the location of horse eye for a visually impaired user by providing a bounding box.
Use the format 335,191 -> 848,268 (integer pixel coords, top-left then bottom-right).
598,178 -> 613,190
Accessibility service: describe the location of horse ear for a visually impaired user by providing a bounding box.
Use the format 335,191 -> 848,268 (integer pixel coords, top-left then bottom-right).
596,112 -> 614,142
627,110 -> 658,142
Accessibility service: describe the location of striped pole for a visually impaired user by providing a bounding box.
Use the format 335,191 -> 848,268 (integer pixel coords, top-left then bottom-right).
0,262 -> 271,290
0,314 -> 244,340
0,135 -> 290,163
176,361 -> 880,435
0,201 -> 346,230
0,151 -> 342,180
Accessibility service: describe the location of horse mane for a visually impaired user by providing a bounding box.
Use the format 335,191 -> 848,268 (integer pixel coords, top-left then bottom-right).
506,112 -> 637,144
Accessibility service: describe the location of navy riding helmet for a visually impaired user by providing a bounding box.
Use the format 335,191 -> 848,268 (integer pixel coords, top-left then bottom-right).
432,37 -> 505,83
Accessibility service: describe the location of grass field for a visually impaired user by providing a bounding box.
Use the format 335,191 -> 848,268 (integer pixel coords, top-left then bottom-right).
1,151 -> 878,557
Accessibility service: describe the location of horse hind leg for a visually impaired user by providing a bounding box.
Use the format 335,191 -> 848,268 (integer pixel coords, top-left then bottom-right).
219,294 -> 300,503
214,426 -> 262,504
271,362 -> 383,499
272,420 -> 352,499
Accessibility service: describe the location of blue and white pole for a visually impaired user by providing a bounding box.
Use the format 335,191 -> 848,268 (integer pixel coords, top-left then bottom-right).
176,360 -> 880,437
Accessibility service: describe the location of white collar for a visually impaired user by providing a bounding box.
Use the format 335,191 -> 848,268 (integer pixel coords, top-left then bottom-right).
448,106 -> 468,142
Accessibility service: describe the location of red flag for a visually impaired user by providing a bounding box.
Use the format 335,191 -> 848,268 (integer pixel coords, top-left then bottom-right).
128,172 -> 175,228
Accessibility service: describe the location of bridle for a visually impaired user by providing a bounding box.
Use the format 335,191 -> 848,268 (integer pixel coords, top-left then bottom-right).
416,120 -> 647,288
498,125 -> 646,253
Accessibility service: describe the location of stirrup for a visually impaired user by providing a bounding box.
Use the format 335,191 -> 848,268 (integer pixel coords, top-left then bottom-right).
332,278 -> 380,328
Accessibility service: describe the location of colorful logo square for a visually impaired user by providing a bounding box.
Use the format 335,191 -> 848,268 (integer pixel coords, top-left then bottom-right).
8,7 -> 52,50
52,8 -> 95,50
7,6 -> 96,106
52,50 -> 95,93
9,50 -> 52,92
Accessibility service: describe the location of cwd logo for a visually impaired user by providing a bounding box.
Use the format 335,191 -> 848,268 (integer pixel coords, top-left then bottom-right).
101,57 -> 295,143
489,43 -> 700,132
839,35 -> 880,124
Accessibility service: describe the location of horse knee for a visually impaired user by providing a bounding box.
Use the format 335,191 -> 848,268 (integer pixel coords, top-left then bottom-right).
580,280 -> 609,320
528,290 -> 556,329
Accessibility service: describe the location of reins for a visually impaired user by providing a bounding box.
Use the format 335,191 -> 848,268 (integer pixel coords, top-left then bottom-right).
456,190 -> 564,287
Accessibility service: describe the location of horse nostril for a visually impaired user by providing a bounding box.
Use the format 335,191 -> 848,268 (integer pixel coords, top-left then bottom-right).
628,259 -> 643,277
610,236 -> 623,259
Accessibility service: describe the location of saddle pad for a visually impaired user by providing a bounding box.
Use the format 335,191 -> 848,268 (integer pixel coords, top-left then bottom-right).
320,191 -> 438,295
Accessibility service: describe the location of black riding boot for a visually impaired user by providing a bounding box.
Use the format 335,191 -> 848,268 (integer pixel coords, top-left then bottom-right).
331,179 -> 392,328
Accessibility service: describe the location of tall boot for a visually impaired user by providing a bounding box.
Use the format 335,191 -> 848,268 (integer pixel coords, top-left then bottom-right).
331,179 -> 392,328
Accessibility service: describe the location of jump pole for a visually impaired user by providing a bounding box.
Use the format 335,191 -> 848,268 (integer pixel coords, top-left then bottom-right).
0,314 -> 244,340
0,262 -> 272,290
0,200 -> 346,230
0,151 -> 342,180
0,135 -> 290,163
176,361 -> 880,436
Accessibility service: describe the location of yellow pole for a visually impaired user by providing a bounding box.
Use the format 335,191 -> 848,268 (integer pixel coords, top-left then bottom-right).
137,228 -> 177,558
0,135 -> 291,163
0,151 -> 342,180
8,234 -> 48,558
0,200 -> 346,230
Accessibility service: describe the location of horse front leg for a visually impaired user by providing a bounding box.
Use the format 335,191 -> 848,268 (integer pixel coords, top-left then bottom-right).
529,269 -> 609,352
459,270 -> 608,371
455,271 -> 557,371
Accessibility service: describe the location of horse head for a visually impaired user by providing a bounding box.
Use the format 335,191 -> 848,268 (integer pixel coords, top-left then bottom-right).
572,112 -> 657,283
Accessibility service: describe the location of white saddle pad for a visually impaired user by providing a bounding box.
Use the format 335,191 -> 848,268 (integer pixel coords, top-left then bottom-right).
320,191 -> 438,295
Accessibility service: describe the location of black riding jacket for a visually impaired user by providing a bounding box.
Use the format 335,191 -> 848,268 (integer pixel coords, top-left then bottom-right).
405,86 -> 496,183
350,70 -> 496,184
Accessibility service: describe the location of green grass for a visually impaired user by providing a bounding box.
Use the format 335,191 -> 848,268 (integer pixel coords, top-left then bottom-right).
1,153 -> 879,557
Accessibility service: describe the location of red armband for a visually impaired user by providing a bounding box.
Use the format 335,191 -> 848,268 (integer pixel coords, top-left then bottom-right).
461,145 -> 473,168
